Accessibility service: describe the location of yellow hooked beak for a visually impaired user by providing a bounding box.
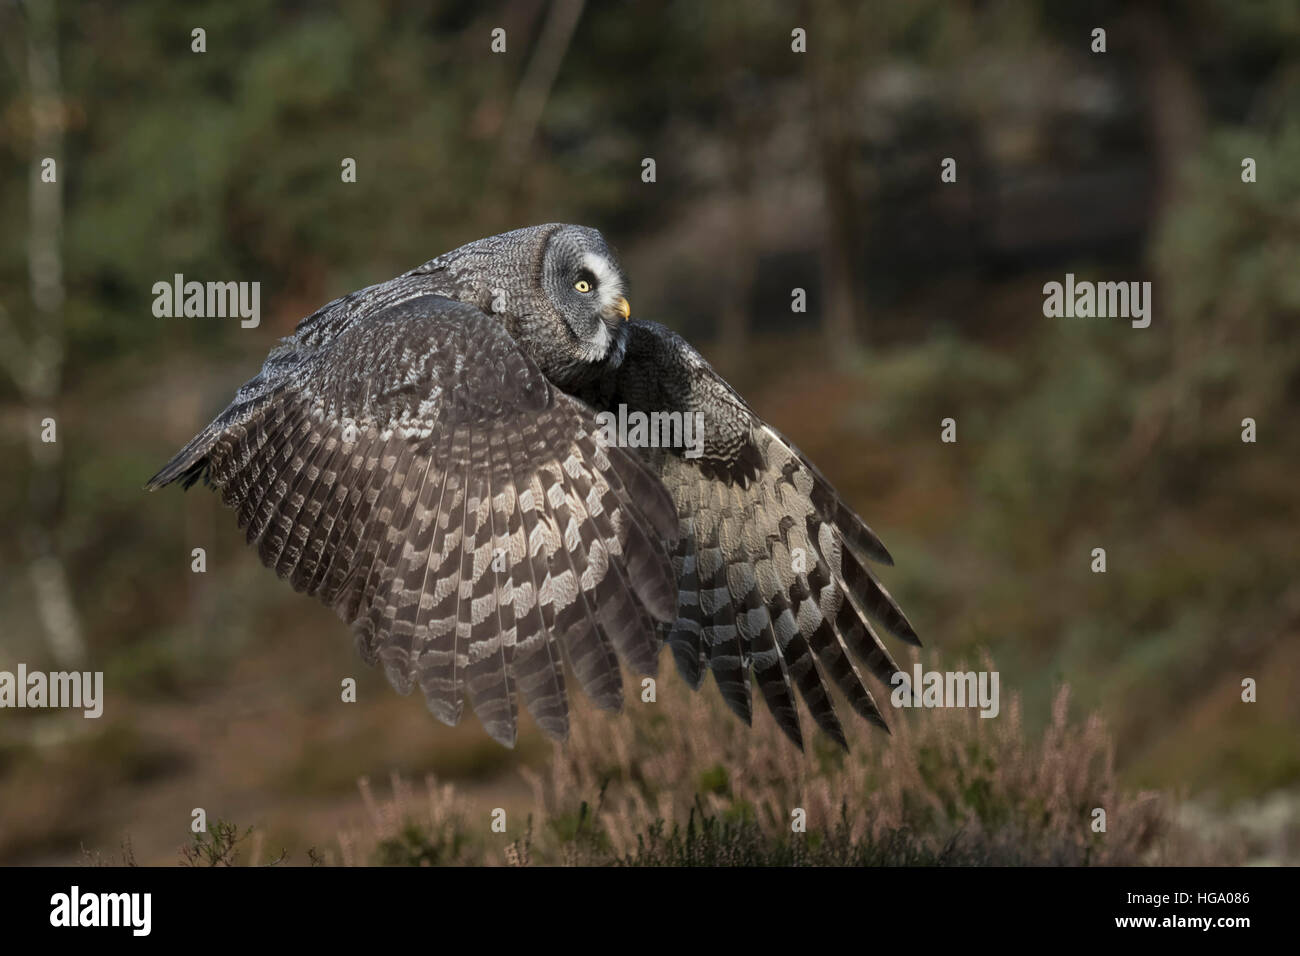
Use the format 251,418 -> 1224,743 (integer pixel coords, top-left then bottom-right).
614,296 -> 631,321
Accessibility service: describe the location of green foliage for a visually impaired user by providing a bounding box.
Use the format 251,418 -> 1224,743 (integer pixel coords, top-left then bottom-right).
618,805 -> 953,867
373,819 -> 466,867
696,763 -> 730,796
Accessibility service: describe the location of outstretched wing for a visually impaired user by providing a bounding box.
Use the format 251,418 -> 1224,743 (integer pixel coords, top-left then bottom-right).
147,295 -> 679,747
588,321 -> 920,751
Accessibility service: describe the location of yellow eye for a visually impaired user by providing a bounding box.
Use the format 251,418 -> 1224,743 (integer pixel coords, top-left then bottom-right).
574,279 -> 592,293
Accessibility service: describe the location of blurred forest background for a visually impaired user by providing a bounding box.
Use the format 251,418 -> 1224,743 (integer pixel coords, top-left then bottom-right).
1,0 -> 1298,865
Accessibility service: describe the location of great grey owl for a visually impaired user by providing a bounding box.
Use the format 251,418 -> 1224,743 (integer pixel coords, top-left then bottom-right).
148,224 -> 919,750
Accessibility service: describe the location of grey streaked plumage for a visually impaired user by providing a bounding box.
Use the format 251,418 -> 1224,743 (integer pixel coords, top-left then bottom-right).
149,223 -> 918,751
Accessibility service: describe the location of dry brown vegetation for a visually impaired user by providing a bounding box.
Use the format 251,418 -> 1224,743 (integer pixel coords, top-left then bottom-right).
323,657 -> 1228,866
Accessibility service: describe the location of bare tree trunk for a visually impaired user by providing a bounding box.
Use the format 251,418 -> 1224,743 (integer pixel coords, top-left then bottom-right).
716,153 -> 757,377
490,0 -> 586,217
807,1 -> 860,356
715,20 -> 760,378
0,0 -> 85,666
1120,4 -> 1209,463
1130,5 -> 1206,218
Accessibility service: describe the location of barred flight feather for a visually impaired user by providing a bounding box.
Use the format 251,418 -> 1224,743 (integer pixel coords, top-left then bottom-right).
149,225 -> 922,754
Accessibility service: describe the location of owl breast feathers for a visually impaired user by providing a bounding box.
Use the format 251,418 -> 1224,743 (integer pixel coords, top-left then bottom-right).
148,223 -> 919,750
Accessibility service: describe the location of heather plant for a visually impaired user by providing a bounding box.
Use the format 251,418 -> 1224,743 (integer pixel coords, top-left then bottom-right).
330,653 -> 1222,866
337,773 -> 470,867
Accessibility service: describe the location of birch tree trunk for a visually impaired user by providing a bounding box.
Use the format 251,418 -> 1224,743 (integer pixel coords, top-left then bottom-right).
0,0 -> 86,666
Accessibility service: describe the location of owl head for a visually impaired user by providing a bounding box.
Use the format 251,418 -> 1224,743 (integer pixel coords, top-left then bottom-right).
418,223 -> 632,383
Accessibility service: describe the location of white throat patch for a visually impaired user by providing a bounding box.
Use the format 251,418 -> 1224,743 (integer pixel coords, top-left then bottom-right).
577,315 -> 611,362
582,251 -> 625,314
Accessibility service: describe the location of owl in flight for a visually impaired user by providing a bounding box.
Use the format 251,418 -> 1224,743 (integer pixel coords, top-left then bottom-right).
148,224 -> 919,750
